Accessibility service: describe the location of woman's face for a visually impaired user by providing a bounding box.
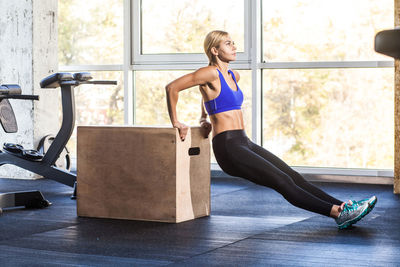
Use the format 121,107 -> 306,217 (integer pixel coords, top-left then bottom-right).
215,35 -> 237,62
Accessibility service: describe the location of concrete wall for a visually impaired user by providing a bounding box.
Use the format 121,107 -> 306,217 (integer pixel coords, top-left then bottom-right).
0,0 -> 59,179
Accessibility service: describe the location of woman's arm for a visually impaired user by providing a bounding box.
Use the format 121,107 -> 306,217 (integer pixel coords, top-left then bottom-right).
232,70 -> 240,82
200,98 -> 212,138
165,66 -> 217,140
199,97 -> 208,123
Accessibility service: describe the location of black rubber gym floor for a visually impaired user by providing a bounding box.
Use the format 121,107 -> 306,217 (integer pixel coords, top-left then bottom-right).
0,177 -> 399,266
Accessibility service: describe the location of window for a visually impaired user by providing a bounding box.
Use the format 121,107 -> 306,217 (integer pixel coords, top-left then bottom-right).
133,0 -> 248,64
263,68 -> 393,168
59,0 -> 395,174
135,70 -> 196,125
261,0 -> 394,170
141,0 -> 245,54
262,0 -> 392,62
58,0 -> 123,65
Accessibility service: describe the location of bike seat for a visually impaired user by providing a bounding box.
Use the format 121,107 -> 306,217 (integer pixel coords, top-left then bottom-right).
73,72 -> 93,81
40,73 -> 74,88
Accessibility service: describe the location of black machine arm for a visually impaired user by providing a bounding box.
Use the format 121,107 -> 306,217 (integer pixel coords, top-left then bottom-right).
0,84 -> 39,100
84,80 -> 118,85
375,28 -> 400,59
0,95 -> 39,101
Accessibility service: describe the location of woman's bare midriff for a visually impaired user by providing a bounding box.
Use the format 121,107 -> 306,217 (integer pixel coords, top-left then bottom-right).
209,109 -> 245,137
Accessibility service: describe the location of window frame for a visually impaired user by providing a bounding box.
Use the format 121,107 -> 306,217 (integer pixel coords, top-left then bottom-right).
131,0 -> 251,66
58,0 -> 395,177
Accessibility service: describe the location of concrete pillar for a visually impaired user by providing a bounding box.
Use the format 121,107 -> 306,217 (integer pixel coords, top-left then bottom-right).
0,0 -> 58,179
395,0 -> 400,193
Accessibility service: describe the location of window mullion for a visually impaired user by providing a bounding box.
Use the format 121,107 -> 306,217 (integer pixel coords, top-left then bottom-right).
250,0 -> 262,145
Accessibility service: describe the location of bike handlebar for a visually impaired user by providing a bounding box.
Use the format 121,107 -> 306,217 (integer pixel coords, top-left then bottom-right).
83,80 -> 118,85
0,95 -> 39,101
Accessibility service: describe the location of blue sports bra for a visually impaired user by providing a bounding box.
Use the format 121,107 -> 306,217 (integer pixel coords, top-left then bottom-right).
204,69 -> 244,115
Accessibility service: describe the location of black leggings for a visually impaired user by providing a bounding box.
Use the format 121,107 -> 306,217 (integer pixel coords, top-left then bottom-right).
212,130 -> 343,217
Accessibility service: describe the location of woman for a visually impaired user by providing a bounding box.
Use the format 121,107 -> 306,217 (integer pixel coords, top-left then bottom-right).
165,30 -> 376,229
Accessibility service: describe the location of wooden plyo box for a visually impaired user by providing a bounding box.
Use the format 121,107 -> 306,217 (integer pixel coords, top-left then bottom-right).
76,126 -> 211,223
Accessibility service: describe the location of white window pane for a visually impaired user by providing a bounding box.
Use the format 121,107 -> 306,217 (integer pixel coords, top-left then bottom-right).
262,0 -> 394,61
141,0 -> 244,54
58,0 -> 123,65
263,68 -> 394,169
135,70 -> 199,125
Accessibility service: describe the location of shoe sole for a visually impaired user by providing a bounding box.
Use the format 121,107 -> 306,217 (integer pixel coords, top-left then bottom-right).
338,196 -> 377,229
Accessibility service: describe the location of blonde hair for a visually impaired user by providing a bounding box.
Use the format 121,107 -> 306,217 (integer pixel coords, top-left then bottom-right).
204,30 -> 229,65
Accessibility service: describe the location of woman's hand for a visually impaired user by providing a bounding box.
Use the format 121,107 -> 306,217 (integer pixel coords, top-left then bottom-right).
173,122 -> 189,141
200,120 -> 212,138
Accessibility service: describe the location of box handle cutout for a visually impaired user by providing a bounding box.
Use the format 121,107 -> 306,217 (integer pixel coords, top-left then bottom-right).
188,147 -> 200,156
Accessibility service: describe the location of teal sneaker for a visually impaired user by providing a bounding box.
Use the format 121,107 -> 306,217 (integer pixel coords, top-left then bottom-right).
352,196 -> 377,215
335,201 -> 369,229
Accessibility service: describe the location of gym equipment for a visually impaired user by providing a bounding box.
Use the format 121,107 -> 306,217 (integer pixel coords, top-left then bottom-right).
37,135 -> 71,171
0,72 -> 116,212
0,84 -> 50,213
375,28 -> 400,59
77,126 -> 210,223
0,190 -> 50,214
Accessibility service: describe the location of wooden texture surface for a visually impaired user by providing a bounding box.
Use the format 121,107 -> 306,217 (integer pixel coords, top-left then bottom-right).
76,126 -> 210,222
395,0 -> 400,194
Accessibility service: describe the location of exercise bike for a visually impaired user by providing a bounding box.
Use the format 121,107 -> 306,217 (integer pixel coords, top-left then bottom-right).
0,72 -> 116,213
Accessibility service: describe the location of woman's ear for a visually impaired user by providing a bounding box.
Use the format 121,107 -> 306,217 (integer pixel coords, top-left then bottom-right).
211,47 -> 218,56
